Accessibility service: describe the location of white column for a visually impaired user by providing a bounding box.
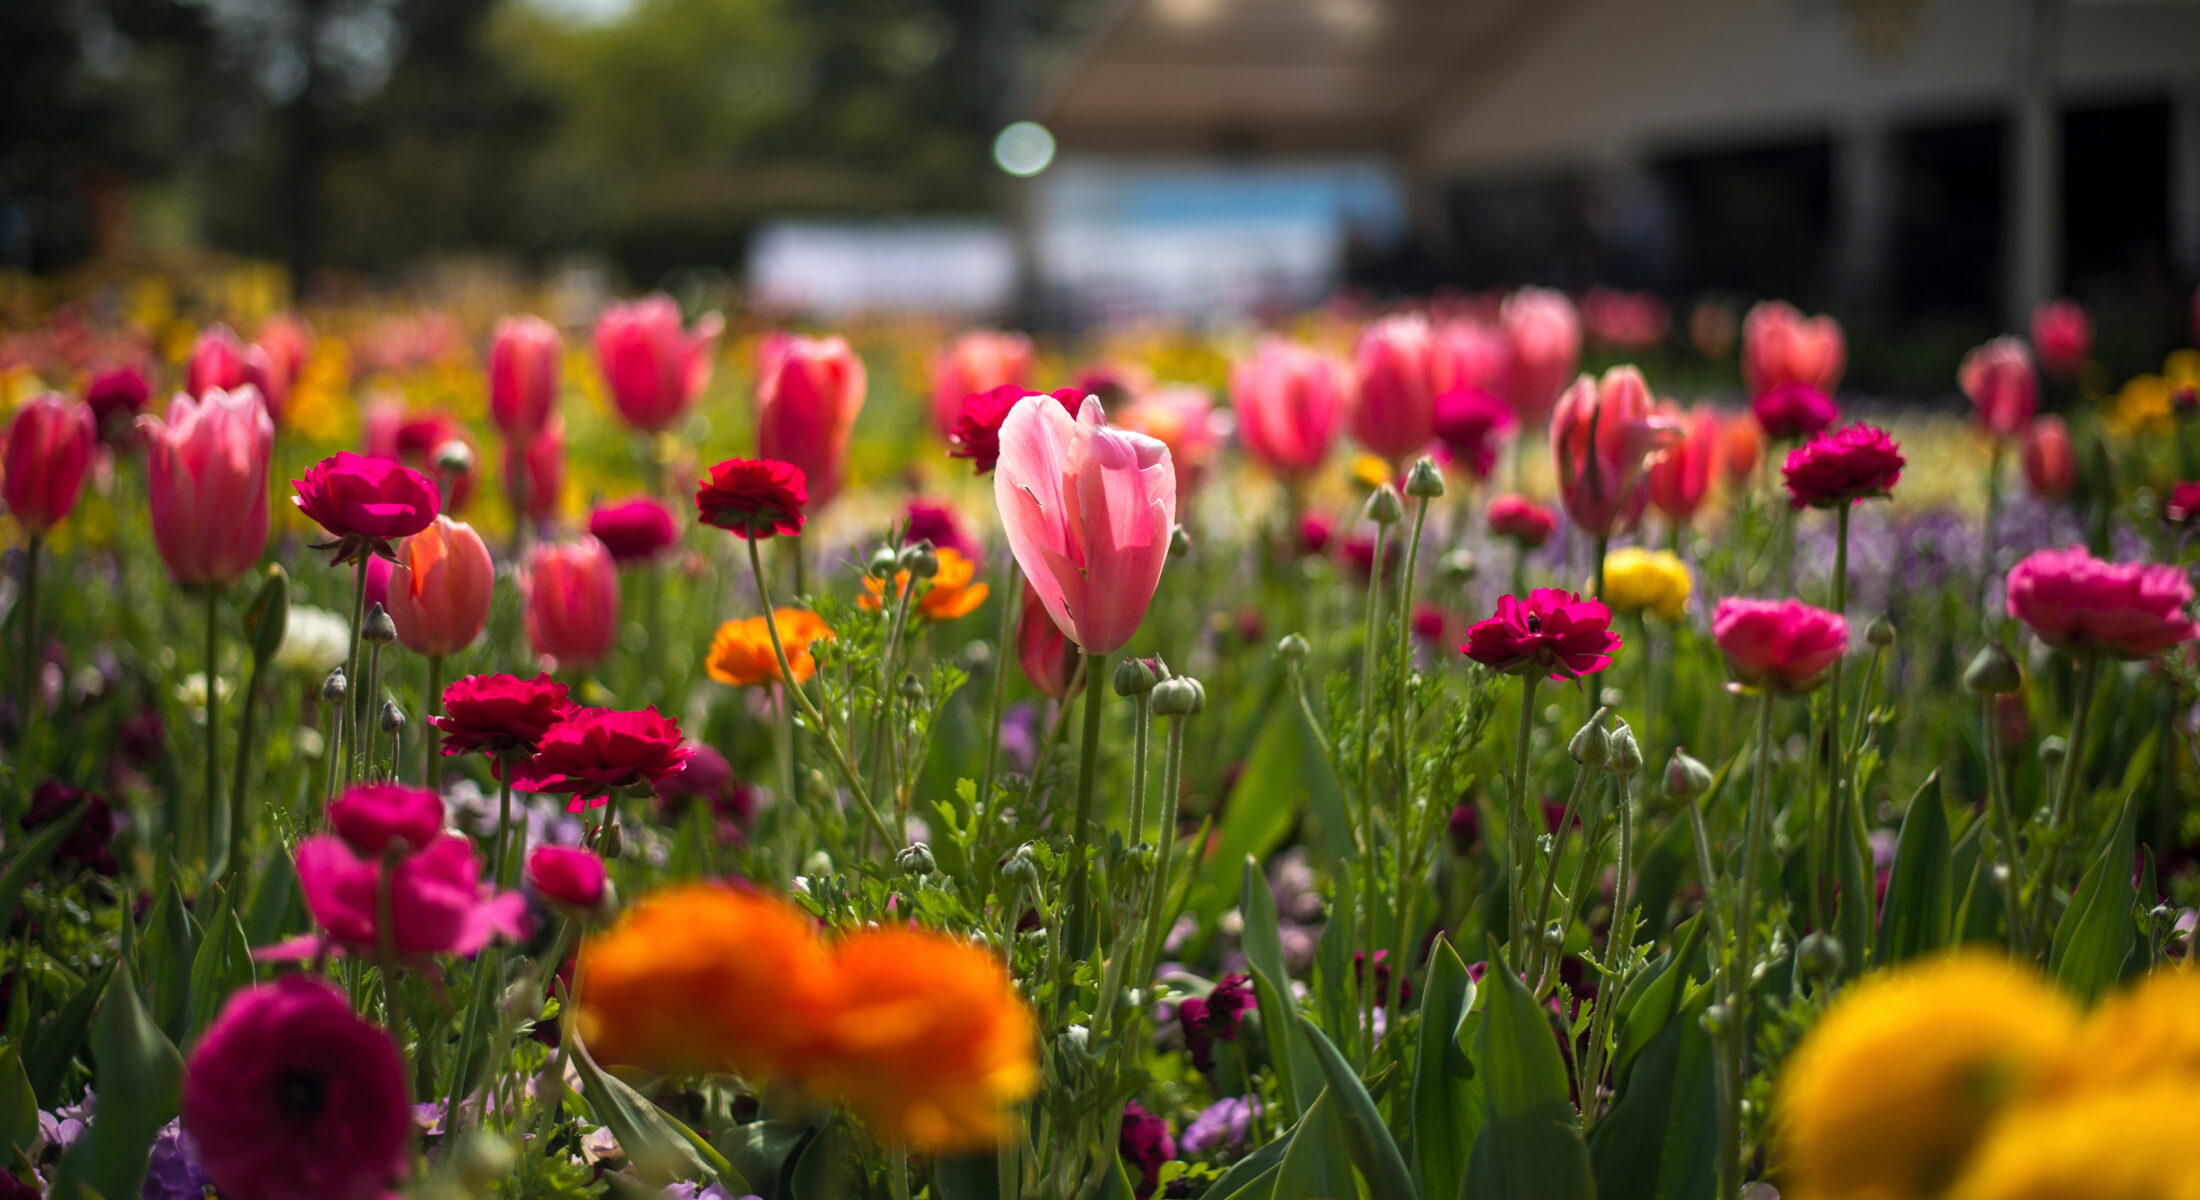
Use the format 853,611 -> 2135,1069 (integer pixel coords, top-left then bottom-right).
1832,115 -> 1894,312
2173,73 -> 2200,283
2005,0 -> 2061,327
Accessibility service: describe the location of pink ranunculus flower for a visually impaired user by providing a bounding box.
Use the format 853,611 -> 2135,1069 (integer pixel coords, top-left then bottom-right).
1486,493 -> 1556,547
930,329 -> 1034,440
756,332 -> 867,508
2005,546 -> 2200,660
3,393 -> 96,536
489,315 -> 562,437
292,451 -> 443,555
2030,298 -> 2092,381
1741,301 -> 1845,399
1550,365 -> 1674,541
1351,314 -> 1443,464
994,394 -> 1177,656
1432,387 -> 1516,482
1499,287 -> 1581,426
1460,588 -> 1620,681
1959,337 -> 2038,439
1751,382 -> 1839,442
327,783 -> 447,857
1230,335 -> 1349,479
183,975 -> 409,1200
2020,416 -> 2077,501
527,844 -> 609,911
1712,597 -> 1848,694
385,515 -> 495,657
294,832 -> 528,957
1119,384 -> 1223,498
1781,424 -> 1905,510
1647,404 -> 1721,524
524,537 -> 620,671
588,496 -> 681,563
593,295 -> 723,433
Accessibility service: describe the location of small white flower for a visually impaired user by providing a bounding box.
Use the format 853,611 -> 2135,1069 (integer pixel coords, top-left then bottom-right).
174,673 -> 235,715
276,605 -> 352,675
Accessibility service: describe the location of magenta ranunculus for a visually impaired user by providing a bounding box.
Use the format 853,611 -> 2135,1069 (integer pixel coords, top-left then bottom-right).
903,498 -> 980,562
294,832 -> 528,958
1118,1101 -> 1176,1200
1432,386 -> 1516,481
1781,423 -> 1905,509
1461,588 -> 1620,681
947,385 -> 1084,475
326,783 -> 446,857
587,497 -> 681,563
1486,493 -> 1557,547
182,975 -> 409,1200
517,706 -> 692,809
2166,482 -> 2200,525
526,845 -> 609,911
1751,382 -> 1839,442
1712,597 -> 1848,693
292,451 -> 442,556
2004,546 -> 2200,661
431,673 -> 577,759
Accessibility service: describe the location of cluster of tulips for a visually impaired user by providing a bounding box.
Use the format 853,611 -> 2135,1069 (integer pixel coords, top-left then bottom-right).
3,276 -> 2200,1200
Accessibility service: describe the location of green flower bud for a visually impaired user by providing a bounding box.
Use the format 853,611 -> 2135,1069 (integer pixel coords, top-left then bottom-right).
1440,549 -> 1478,584
1569,707 -> 1612,767
1001,844 -> 1041,890
379,701 -> 407,736
1964,643 -> 2022,696
1277,633 -> 1310,663
1152,676 -> 1205,717
1604,720 -> 1644,776
868,546 -> 901,579
600,820 -> 624,860
896,841 -> 936,876
1366,484 -> 1404,526
1170,525 -> 1193,558
451,1130 -> 518,1192
362,602 -> 397,645
1404,457 -> 1446,499
897,672 -> 926,703
434,439 -> 475,477
899,540 -> 939,580
1865,613 -> 1896,647
1114,656 -> 1160,697
1664,747 -> 1715,801
1797,931 -> 1844,983
321,667 -> 348,705
2039,736 -> 2067,770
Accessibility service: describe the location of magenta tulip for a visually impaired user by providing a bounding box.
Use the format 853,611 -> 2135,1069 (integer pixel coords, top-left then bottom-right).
593,295 -> 722,433
3,393 -> 96,536
1550,366 -> 1673,541
1230,336 -> 1348,479
1499,288 -> 1581,426
489,315 -> 561,437
1960,337 -> 2039,439
2029,299 -> 2092,381
525,537 -> 620,671
1351,314 -> 1443,464
139,387 -> 274,586
756,332 -> 867,507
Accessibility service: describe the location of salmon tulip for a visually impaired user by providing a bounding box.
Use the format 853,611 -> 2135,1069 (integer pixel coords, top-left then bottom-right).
1551,366 -> 1673,541
525,537 -> 620,671
1742,301 -> 1845,399
386,515 -> 495,657
930,330 -> 1033,440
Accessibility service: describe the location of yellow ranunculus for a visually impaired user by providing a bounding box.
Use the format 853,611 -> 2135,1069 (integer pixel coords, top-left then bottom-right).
1601,547 -> 1691,621
1945,1081 -> 2200,1200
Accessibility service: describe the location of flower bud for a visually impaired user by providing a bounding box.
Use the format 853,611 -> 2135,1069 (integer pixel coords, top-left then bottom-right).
1366,483 -> 1404,526
899,540 -> 939,580
1604,720 -> 1644,775
2038,736 -> 2067,771
321,667 -> 348,705
1702,1002 -> 1731,1036
379,701 -> 406,736
1123,841 -> 1158,879
599,820 -> 624,860
1541,924 -> 1565,951
1964,643 -> 2022,696
1152,676 -> 1204,717
362,602 -> 397,645
897,673 -> 926,703
1568,707 -> 1611,766
1169,525 -> 1192,558
1865,613 -> 1896,647
1114,656 -> 1160,697
434,439 -> 475,477
1277,633 -> 1310,663
1440,550 -> 1477,584
451,1130 -> 518,1192
803,849 -> 835,877
1404,457 -> 1446,499
1001,844 -> 1041,890
1664,747 -> 1714,801
896,841 -> 936,876
868,546 -> 901,579
1797,931 -> 1844,983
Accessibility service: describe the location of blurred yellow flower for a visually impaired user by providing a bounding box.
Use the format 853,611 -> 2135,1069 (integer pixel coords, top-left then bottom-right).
2106,350 -> 2200,437
2046,967 -> 2200,1094
860,546 -> 989,622
1349,453 -> 1392,491
1777,951 -> 2079,1200
1601,547 -> 1691,621
1944,1081 -> 2200,1200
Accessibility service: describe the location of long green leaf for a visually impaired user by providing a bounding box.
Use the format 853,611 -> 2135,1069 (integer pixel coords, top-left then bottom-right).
2050,792 -> 2139,1001
565,1028 -> 712,1185
1588,994 -> 1719,1200
25,963 -> 110,1107
0,1043 -> 37,1157
140,876 -> 200,1044
184,885 -> 241,1047
1241,857 -> 1321,1122
61,960 -> 183,1200
1874,772 -> 1952,967
1270,1089 -> 1356,1200
1202,1129 -> 1290,1200
0,802 -> 87,942
1297,1014 -> 1419,1200
1462,938 -> 1594,1200
1610,917 -> 1707,1092
1197,711 -> 1332,920
1409,937 -> 1479,1200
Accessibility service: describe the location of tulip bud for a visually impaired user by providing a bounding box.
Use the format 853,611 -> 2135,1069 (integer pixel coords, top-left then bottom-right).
1114,656 -> 1160,697
1169,525 -> 1193,558
1404,457 -> 1446,499
362,602 -> 397,645
379,701 -> 406,736
321,667 -> 348,705
899,540 -> 940,580
1152,676 -> 1204,717
1277,633 -> 1310,663
246,565 -> 291,668
1568,708 -> 1611,766
868,546 -> 901,579
1440,550 -> 1478,584
1366,483 -> 1404,526
896,841 -> 936,876
1797,931 -> 1844,983
1604,721 -> 1644,776
1964,643 -> 2022,696
1665,747 -> 1714,801
1865,614 -> 1896,647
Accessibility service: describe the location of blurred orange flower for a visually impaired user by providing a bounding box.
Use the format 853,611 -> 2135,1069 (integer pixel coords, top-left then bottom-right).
859,546 -> 990,622
576,884 -> 835,1079
706,609 -> 835,687
809,926 -> 1039,1151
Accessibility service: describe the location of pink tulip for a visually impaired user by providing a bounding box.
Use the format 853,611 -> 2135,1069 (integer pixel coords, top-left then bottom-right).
756,332 -> 867,507
254,313 -> 313,420
139,387 -> 274,586
1580,288 -> 1670,350
1550,366 -> 1673,541
1351,314 -> 1443,463
1647,405 -> 1721,524
1016,581 -> 1079,699
1230,336 -> 1348,479
1119,385 -> 1223,497
2005,546 -> 2200,660
2029,299 -> 2091,381
1500,288 -> 1581,426
930,330 -> 1033,440
504,415 -> 565,521
2020,416 -> 2077,501
994,394 -> 1176,656
3,394 -> 95,536
593,295 -> 723,433
1438,320 -> 1512,396
1741,301 -> 1845,399
1960,337 -> 2039,439
1712,598 -> 1848,694
186,325 -> 278,420
525,536 -> 619,671
489,315 -> 561,437
294,832 -> 527,958
386,515 -> 494,657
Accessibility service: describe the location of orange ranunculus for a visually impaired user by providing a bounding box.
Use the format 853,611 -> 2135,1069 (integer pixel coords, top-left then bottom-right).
575,884 -> 835,1078
705,609 -> 835,687
859,546 -> 990,622
810,926 -> 1039,1151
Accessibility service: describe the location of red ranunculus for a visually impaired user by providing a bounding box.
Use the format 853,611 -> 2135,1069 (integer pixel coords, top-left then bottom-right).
430,673 -> 577,758
947,385 -> 1084,475
1461,588 -> 1620,681
694,456 -> 808,540
518,707 -> 692,809
1782,423 -> 1905,509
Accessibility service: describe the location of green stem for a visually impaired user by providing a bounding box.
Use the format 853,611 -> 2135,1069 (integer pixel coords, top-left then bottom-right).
1020,669 -> 1083,819
363,641 -> 386,781
14,535 -> 37,761
491,763 -> 516,889
204,586 -> 224,874
1137,714 -> 1190,992
1506,676 -> 1541,969
1052,651 -> 1109,1025
1981,694 -> 2028,955
1813,504 -> 1851,933
2032,654 -> 2102,947
975,559 -> 1023,856
226,655 -> 268,885
1354,520 -> 1387,1056
425,655 -> 445,793
1126,694 -> 1153,846
1527,760 -> 1596,990
342,555 -> 369,788
1592,534 -> 1609,601
1722,688 -> 1778,1200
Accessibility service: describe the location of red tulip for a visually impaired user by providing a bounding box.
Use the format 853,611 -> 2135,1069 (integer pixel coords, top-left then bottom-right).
1960,337 -> 2039,439
1647,405 -> 1721,524
593,295 -> 722,433
139,387 -> 274,586
489,315 -> 561,437
2005,546 -> 2200,660
524,537 -> 620,671
3,394 -> 96,536
1230,336 -> 1348,479
930,330 -> 1033,440
1580,287 -> 1670,350
385,515 -> 495,657
1741,301 -> 1845,399
2029,299 -> 2091,381
994,394 -> 1176,655
504,416 -> 565,521
1016,581 -> 1079,700
1550,366 -> 1673,541
1351,314 -> 1443,464
1499,288 -> 1581,426
756,332 -> 867,508
1712,598 -> 1848,693
2020,416 -> 2077,501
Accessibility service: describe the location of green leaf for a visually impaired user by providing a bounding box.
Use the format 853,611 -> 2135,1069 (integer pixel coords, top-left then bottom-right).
1610,917 -> 1707,1092
1202,1130 -> 1290,1200
2050,792 -> 2140,1002
0,801 -> 88,942
1831,780 -> 1872,981
62,960 -> 183,1200
244,849 -> 302,949
778,1113 -> 859,1200
0,1042 -> 38,1157
1198,710 -> 1337,919
140,876 -> 201,1045
1297,1015 -> 1419,1200
1270,1089 -> 1357,1200
25,964 -> 110,1107
934,1149 -> 1003,1200
565,1027 -> 711,1185
185,885 -> 250,1046
714,1117 -> 814,1199
1874,772 -> 1952,968
1588,993 -> 1719,1200
1462,937 -> 1594,1200
1409,938 -> 1480,1200
245,565 -> 291,667
1240,857 -> 1321,1121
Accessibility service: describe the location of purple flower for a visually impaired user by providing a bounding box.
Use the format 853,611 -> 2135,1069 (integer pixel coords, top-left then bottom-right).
142,1120 -> 217,1200
1181,1096 -> 1264,1155
1119,1101 -> 1176,1200
1178,974 -> 1256,1074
